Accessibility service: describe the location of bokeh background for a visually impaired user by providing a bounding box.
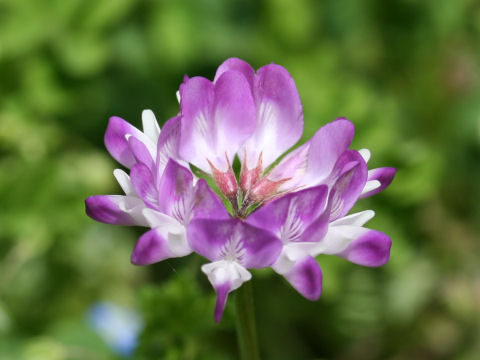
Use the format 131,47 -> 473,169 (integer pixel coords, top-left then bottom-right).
1,0 -> 480,359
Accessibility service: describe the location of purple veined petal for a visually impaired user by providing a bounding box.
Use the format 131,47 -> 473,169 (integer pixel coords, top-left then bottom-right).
214,57 -> 255,89
156,116 -> 185,176
113,169 -> 135,196
128,135 -> 154,170
85,195 -> 147,226
188,219 -> 282,269
284,256 -> 323,301
360,167 -> 397,198
240,63 -> 304,169
300,118 -> 355,188
179,72 -> 256,173
130,163 -> 159,210
104,116 -> 154,168
156,160 -> 194,221
141,109 -> 160,143
191,179 -> 230,220
337,228 -> 392,267
247,184 -> 328,243
327,150 -> 368,221
201,260 -> 252,322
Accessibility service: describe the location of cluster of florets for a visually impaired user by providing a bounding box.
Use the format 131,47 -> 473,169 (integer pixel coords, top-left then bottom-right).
86,58 -> 396,322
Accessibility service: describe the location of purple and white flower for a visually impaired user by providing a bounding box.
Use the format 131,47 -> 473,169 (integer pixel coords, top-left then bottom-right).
86,58 -> 396,322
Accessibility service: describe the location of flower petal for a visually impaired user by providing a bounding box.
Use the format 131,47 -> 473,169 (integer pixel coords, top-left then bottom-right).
128,135 -> 154,170
85,195 -> 147,226
330,210 -> 375,227
241,64 -> 303,169
247,184 -> 328,242
360,167 -> 397,198
156,116 -> 183,176
313,225 -> 391,267
104,116 -> 154,168
327,150 -> 368,221
131,228 -> 172,265
141,109 -> 160,143
129,163 -> 158,209
156,160 -> 194,219
284,256 -> 323,301
201,260 -> 252,322
191,179 -> 230,220
113,169 -> 135,196
300,118 -> 355,187
188,219 -> 282,268
179,72 -> 256,172
214,57 -> 255,89
337,229 -> 392,267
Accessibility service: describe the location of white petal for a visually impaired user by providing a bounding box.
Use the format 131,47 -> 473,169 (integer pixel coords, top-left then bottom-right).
166,229 -> 191,257
361,180 -> 381,195
176,90 -> 181,104
358,148 -> 371,163
313,225 -> 369,255
142,208 -> 184,233
201,260 -> 252,290
116,196 -> 149,227
142,109 -> 161,143
113,169 -> 135,196
331,210 -> 375,227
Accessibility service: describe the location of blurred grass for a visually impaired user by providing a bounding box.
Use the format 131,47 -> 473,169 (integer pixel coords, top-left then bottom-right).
1,0 -> 480,359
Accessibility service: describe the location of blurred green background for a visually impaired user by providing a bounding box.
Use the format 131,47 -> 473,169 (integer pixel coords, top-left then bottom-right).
1,0 -> 480,359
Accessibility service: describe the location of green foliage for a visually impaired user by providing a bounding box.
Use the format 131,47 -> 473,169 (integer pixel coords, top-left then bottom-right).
1,0 -> 479,358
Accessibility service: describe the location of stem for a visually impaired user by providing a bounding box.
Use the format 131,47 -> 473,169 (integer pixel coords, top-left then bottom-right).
235,281 -> 261,360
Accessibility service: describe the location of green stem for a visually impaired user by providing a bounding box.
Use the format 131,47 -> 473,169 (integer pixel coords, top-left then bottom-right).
235,281 -> 261,360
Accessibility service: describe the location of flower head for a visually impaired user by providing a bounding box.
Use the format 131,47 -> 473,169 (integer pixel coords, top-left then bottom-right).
86,58 -> 396,322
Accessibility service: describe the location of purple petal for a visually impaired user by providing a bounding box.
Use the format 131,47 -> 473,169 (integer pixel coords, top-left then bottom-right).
188,219 -> 282,268
338,229 -> 392,267
85,195 -> 138,225
214,58 -> 255,89
327,150 -> 368,220
360,167 -> 397,198
156,116 -> 182,175
128,136 -> 154,170
242,63 -> 303,169
214,283 -> 230,322
104,116 -> 151,168
192,179 -> 230,220
301,118 -> 355,187
247,185 -> 328,240
156,160 -> 194,217
284,256 -> 323,300
131,229 -> 172,265
130,163 -> 158,209
213,71 -> 257,168
178,76 -> 215,171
